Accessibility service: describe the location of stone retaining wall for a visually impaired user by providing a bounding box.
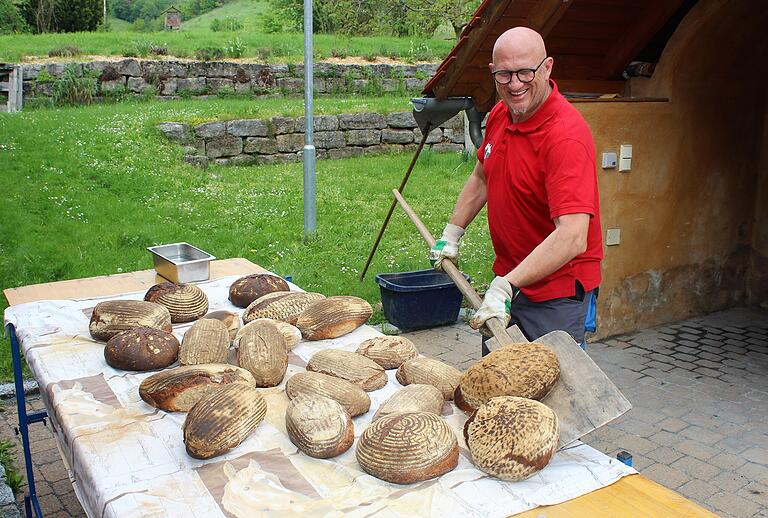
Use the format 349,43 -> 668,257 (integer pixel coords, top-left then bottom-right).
19,59 -> 438,101
158,111 -> 467,167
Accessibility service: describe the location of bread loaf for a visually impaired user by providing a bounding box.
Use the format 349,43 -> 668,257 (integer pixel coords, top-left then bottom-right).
454,342 -> 560,413
229,274 -> 289,308
179,318 -> 229,365
395,357 -> 462,400
286,394 -> 354,458
285,371 -> 371,417
236,319 -> 288,387
144,282 -> 209,323
296,296 -> 372,340
139,364 -> 256,412
242,292 -> 325,325
104,327 -> 179,371
372,384 -> 444,422
89,300 -> 171,341
203,310 -> 240,342
356,412 -> 458,484
463,396 -> 559,481
356,336 -> 418,369
306,349 -> 387,391
183,384 -> 267,459
236,318 -> 301,350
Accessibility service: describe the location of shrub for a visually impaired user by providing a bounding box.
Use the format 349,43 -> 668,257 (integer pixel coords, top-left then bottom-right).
256,47 -> 272,61
407,41 -> 434,62
124,40 -> 153,58
0,441 -> 23,495
52,65 -> 95,106
0,0 -> 29,34
224,37 -> 246,59
48,45 -> 83,57
195,47 -> 224,61
260,11 -> 282,34
210,16 -> 243,32
149,44 -> 168,56
331,48 -> 347,59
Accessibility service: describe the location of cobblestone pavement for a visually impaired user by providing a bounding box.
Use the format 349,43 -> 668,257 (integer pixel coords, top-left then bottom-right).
0,306 -> 766,517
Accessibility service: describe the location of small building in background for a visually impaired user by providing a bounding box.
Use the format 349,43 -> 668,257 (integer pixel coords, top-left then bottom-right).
163,6 -> 182,30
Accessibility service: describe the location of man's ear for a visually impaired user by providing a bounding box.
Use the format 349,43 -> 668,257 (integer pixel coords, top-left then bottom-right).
488,62 -> 494,72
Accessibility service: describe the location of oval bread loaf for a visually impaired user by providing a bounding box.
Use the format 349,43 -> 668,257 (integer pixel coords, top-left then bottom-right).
229,274 -> 289,308
285,371 -> 371,417
236,319 -> 288,387
463,396 -> 559,481
296,296 -> 372,340
395,357 -> 462,400
139,364 -> 256,412
306,349 -> 387,391
179,318 -> 230,365
356,336 -> 418,369
104,327 -> 179,371
236,319 -> 301,350
89,300 -> 172,341
243,292 -> 325,325
183,384 -> 267,459
356,411 -> 458,484
204,310 -> 241,342
372,384 -> 444,422
454,342 -> 560,413
286,394 -> 354,458
144,282 -> 209,323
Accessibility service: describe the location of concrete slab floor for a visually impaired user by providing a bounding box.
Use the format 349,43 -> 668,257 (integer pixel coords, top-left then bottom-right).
0,306 -> 765,517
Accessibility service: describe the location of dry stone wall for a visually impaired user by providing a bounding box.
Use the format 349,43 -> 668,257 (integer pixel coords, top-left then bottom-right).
19,59 -> 438,101
157,111 -> 466,167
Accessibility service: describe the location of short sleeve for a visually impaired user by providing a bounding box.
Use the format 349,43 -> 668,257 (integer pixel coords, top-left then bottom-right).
545,138 -> 597,219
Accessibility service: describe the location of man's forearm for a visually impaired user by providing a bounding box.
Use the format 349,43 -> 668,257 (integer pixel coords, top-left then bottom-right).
449,162 -> 487,229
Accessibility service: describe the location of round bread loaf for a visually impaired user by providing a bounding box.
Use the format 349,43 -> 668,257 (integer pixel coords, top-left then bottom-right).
184,384 -> 267,459
229,274 -> 289,308
179,318 -> 230,365
372,384 -> 444,422
395,357 -> 462,400
296,296 -> 372,340
104,327 -> 179,371
236,319 -> 288,387
204,310 -> 241,342
242,292 -> 326,325
306,349 -> 387,391
286,394 -> 354,458
356,412 -> 458,484
236,318 -> 301,350
285,371 -> 371,417
356,336 -> 418,369
89,300 -> 172,341
454,342 -> 560,413
139,364 -> 256,412
144,282 -> 209,323
463,396 -> 559,481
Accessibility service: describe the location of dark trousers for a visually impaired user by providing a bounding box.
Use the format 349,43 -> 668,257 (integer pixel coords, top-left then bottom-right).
481,282 -> 596,356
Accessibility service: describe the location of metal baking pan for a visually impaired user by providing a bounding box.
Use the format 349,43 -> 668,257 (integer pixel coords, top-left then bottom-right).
147,243 -> 215,283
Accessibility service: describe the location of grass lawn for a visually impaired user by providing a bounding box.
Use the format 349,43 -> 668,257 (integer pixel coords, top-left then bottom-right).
0,96 -> 494,381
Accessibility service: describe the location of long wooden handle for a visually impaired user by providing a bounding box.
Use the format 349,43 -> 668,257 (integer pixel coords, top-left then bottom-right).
391,189 -> 512,342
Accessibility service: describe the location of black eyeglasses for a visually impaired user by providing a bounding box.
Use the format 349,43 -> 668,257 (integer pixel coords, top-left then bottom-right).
492,57 -> 548,85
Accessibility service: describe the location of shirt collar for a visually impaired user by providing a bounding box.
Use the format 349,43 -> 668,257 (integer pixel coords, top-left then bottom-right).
503,79 -> 560,133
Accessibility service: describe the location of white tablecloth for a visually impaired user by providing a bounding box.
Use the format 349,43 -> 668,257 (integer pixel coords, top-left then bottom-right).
4,274 -> 635,518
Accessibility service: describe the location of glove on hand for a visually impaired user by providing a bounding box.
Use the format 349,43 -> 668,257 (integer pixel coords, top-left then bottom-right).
470,276 -> 519,337
429,223 -> 465,271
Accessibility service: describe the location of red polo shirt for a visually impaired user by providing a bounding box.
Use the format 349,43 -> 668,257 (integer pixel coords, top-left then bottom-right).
477,80 -> 603,302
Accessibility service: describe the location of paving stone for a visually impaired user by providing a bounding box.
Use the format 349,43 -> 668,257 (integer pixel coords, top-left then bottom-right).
741,447 -> 768,466
707,491 -> 762,517
658,417 -> 688,433
641,464 -> 692,489
709,470 -> 751,492
37,463 -> 69,483
674,439 -> 718,461
671,456 -> 720,479
677,478 -> 720,502
646,446 -> 685,464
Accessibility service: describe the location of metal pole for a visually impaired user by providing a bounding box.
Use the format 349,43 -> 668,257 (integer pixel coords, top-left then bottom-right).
303,0 -> 317,239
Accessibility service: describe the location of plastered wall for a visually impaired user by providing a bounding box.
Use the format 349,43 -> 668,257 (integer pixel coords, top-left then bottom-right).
571,0 -> 768,337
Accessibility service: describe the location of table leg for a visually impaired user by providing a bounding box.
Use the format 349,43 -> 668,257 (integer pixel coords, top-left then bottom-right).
8,324 -> 46,518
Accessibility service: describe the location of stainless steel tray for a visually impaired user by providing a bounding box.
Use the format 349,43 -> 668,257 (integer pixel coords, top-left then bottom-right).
147,243 -> 215,283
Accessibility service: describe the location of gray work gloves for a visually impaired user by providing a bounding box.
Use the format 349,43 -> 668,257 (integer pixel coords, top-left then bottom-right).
470,276 -> 520,336
429,223 -> 465,270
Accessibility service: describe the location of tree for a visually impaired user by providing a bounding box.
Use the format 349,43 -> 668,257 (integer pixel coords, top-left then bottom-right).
392,0 -> 480,39
0,0 -> 29,34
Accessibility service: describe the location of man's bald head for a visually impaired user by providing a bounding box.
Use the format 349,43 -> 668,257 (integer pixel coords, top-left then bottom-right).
492,27 -> 547,63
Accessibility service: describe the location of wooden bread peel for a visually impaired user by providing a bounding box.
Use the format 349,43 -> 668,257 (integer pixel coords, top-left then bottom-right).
392,189 -> 632,447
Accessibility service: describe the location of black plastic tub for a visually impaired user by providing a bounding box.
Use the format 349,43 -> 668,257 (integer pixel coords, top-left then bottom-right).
375,269 -> 469,331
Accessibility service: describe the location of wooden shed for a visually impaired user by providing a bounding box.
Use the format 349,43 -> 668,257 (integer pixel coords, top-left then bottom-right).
421,0 -> 768,338
162,6 -> 182,30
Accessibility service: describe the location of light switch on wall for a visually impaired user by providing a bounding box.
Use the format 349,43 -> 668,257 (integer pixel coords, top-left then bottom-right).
606,228 -> 621,246
601,152 -> 617,169
619,144 -> 632,172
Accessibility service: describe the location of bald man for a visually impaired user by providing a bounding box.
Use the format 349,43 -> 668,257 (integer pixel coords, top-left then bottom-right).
429,27 -> 603,352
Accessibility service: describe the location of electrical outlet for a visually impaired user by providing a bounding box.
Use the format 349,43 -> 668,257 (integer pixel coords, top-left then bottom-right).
619,144 -> 632,172
606,228 -> 621,246
601,152 -> 617,169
